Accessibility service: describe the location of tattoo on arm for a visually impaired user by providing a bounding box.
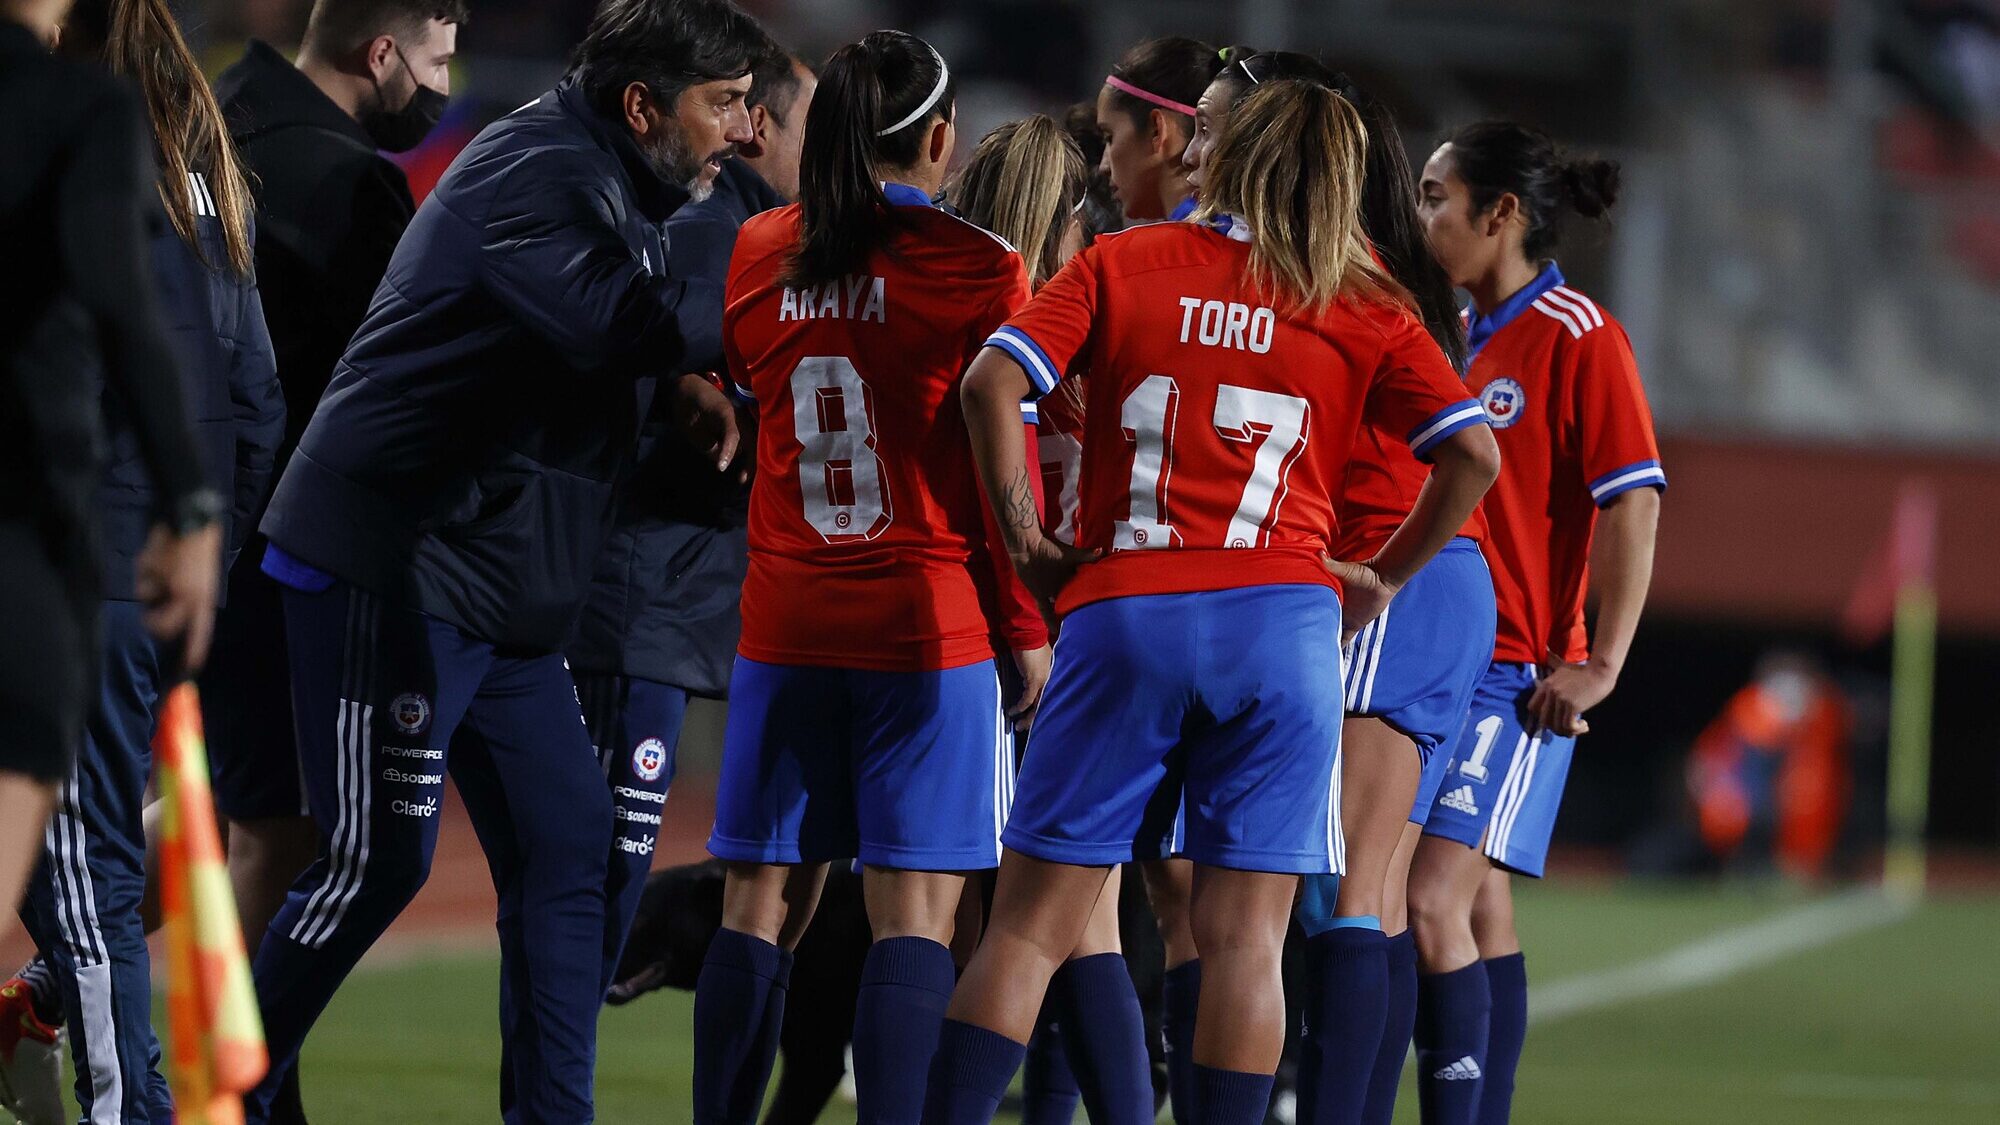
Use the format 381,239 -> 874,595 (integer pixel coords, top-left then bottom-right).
1001,468 -> 1039,535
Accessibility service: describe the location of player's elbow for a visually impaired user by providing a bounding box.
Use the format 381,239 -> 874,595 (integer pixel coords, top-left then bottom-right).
960,350 -> 1031,422
1439,424 -> 1503,491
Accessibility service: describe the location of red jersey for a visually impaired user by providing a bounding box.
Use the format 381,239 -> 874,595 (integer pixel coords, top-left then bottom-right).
1333,414 -> 1490,561
987,219 -> 1485,617
1032,383 -> 1087,544
726,196 -> 1048,670
1465,266 -> 1665,666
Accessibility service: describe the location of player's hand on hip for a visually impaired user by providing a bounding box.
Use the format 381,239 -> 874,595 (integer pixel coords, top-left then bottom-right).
671,371 -> 742,473
135,521 -> 222,673
1319,554 -> 1398,646
1007,644 -> 1055,732
1013,534 -> 1098,608
1526,659 -> 1614,736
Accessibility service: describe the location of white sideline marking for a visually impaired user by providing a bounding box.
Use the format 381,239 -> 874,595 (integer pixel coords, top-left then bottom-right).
1774,1073 -> 2000,1106
1531,887 -> 1912,1025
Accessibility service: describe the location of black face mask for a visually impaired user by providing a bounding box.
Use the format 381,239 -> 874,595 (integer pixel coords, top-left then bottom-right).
362,45 -> 446,153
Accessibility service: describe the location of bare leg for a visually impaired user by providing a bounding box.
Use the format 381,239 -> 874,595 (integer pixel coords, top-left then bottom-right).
0,773 -> 55,943
1141,857 -> 1197,968
1188,865 -> 1297,1073
719,860 -> 830,949
1407,837 -> 1492,974
862,866 -> 965,944
1070,864 -> 1122,957
946,851 -> 1112,1043
1335,718 -> 1421,921
225,814 -> 319,957
1381,823 -> 1423,936
1470,868 -> 1519,959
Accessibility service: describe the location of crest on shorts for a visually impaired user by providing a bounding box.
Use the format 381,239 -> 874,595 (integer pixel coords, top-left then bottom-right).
632,737 -> 668,783
389,692 -> 432,735
1480,378 -> 1526,429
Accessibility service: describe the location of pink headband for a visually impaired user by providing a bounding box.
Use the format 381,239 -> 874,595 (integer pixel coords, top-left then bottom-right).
1104,74 -> 1196,117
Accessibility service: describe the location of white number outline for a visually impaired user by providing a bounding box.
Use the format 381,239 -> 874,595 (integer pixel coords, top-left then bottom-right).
1115,376 -> 1310,551
1459,713 -> 1505,783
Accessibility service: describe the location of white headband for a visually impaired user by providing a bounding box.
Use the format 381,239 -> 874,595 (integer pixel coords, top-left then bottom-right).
877,46 -> 950,137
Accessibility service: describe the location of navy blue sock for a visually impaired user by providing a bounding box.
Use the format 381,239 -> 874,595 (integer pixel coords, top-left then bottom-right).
1161,959 -> 1202,1125
692,929 -> 792,1125
1414,962 -> 1490,1125
1051,953 -> 1153,1125
923,1019 -> 1029,1125
853,936 -> 958,1123
1361,931 -> 1419,1125
1475,954 -> 1527,1125
1192,1063 -> 1275,1125
1302,924 -> 1389,1125
1021,1016 -> 1080,1125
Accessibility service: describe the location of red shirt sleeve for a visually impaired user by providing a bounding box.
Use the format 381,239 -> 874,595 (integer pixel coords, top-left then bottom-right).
1563,322 -> 1666,506
982,244 -> 1102,398
1364,310 -> 1490,461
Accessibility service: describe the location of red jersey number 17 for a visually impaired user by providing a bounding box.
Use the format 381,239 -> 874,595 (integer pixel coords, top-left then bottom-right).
1116,374 -> 1311,552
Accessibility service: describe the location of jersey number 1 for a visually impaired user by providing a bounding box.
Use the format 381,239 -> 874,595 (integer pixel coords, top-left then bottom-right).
1117,374 -> 1310,551
790,356 -> 891,542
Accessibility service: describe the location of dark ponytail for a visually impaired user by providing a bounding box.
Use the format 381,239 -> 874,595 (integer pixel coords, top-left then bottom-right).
1220,52 -> 1467,371
785,31 -> 955,290
1444,120 -> 1621,261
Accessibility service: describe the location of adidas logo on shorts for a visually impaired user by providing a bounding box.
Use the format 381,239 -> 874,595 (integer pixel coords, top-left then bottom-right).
1440,785 -> 1480,816
1433,1055 -> 1483,1081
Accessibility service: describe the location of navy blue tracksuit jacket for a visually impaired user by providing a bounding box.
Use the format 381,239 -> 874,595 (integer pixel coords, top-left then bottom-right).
259,78 -> 724,650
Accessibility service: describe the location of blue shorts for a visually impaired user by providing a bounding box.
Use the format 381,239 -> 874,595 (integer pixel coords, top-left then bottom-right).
709,656 -> 1010,870
1342,538 -> 1495,761
1421,662 -> 1578,877
1006,585 -> 1343,875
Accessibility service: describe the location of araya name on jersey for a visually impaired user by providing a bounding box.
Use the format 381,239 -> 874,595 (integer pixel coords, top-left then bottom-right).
1177,297 -> 1276,354
779,274 -> 887,324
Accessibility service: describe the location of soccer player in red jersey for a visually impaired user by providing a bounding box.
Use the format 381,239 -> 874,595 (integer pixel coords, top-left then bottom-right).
925,81 -> 1500,1125
1188,51 -> 1494,1125
1407,122 -> 1664,1125
692,32 -> 1052,1125
953,118 -> 1160,1125
1095,37 -> 1220,229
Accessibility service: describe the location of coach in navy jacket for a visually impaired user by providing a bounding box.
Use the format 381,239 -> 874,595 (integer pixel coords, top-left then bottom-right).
259,75 -> 739,648
242,4 -> 772,1122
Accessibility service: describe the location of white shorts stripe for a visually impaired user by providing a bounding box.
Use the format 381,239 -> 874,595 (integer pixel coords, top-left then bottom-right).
1358,605 -> 1390,713
1493,735 -> 1542,860
1483,731 -> 1531,862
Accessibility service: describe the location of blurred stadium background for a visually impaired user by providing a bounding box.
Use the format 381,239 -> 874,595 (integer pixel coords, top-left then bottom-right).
12,0 -> 2000,1121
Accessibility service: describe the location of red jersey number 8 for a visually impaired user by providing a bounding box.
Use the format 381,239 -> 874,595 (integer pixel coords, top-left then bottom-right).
790,356 -> 892,542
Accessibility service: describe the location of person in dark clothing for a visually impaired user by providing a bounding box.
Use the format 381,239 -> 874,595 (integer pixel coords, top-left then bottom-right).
244,0 -> 769,1119
207,0 -> 464,990
567,45 -> 814,1033
0,0 -> 219,954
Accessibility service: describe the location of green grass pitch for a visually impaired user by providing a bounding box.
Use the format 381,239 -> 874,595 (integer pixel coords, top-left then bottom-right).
32,881 -> 2000,1123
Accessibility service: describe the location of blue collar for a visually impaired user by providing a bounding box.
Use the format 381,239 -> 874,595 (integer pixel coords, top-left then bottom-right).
881,181 -> 936,209
1169,195 -> 1198,223
1466,262 -> 1564,361
1205,212 -> 1253,242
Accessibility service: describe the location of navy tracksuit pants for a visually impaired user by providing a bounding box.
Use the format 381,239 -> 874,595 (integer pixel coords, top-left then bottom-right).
247,580 -> 613,1124
17,600 -> 173,1124
490,673 -> 687,1116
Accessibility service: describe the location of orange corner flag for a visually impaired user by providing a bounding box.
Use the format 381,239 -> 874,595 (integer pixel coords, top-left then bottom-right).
154,684 -> 267,1123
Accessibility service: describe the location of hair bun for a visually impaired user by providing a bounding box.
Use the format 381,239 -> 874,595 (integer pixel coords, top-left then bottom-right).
1560,157 -> 1622,218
